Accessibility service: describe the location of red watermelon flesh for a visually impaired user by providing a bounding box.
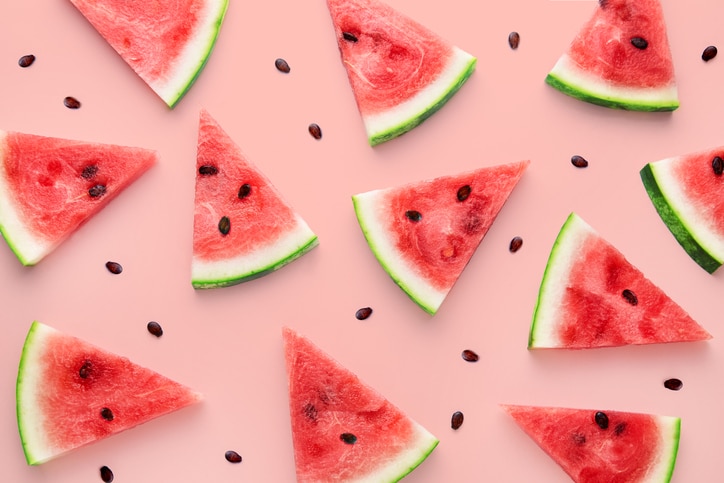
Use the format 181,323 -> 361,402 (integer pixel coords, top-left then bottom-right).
353,160 -> 529,314
16,321 -> 201,465
0,129 -> 157,266
283,327 -> 438,482
503,405 -> 681,483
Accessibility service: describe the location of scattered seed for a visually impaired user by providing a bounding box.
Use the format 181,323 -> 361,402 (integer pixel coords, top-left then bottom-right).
340,433 -> 357,444
100,407 -> 114,421
508,31 -> 520,50
64,96 -> 81,109
218,216 -> 231,235
147,321 -> 163,337
622,289 -> 638,306
100,465 -> 114,482
509,236 -> 523,253
198,165 -> 218,175
571,155 -> 589,168
304,403 -> 318,421
461,349 -> 479,362
105,261 -> 123,274
89,184 -> 107,198
456,185 -> 471,201
451,411 -> 464,430
18,54 -> 36,68
614,422 -> 627,435
664,378 -> 683,391
81,164 -> 99,179
225,450 -> 242,463
631,37 -> 648,50
355,307 -> 373,320
405,210 -> 422,222
275,58 -> 291,73
342,32 -> 358,43
594,411 -> 609,430
702,45 -> 718,62
79,360 -> 92,379
308,123 -> 322,140
712,156 -> 724,176
238,183 -> 252,199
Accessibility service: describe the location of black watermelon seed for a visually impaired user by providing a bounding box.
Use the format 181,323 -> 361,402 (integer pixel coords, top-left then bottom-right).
308,123 -> 322,140
81,165 -> 99,179
147,321 -> 163,337
508,31 -> 520,50
89,184 -> 107,198
100,465 -> 114,482
509,236 -> 523,253
100,408 -> 114,421
18,54 -> 36,68
64,96 -> 81,109
355,307 -> 373,320
614,422 -> 627,435
405,210 -> 422,222
451,411 -> 464,430
461,349 -> 479,362
342,32 -> 358,43
340,433 -> 357,444
198,165 -> 218,175
456,185 -> 471,201
79,360 -> 92,379
664,378 -> 683,391
238,183 -> 252,199
275,58 -> 291,73
594,411 -> 609,430
631,37 -> 648,50
571,155 -> 589,168
598,0 -> 609,7
225,450 -> 242,463
218,216 -> 231,235
622,289 -> 638,305
702,46 -> 718,62
105,261 -> 123,274
712,156 -> 724,176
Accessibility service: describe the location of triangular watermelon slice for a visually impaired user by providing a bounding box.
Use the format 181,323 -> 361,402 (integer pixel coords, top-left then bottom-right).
546,0 -> 678,111
282,327 -> 438,482
529,212 -> 711,349
192,109 -> 318,288
16,321 -> 202,465
325,0 -> 477,145
502,404 -> 681,483
0,129 -> 157,266
69,0 -> 228,108
640,146 -> 724,274
352,160 -> 529,314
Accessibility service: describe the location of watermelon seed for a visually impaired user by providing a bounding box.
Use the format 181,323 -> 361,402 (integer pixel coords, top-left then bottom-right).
631,37 -> 648,50
275,58 -> 291,73
594,411 -> 609,430
218,216 -> 231,235
614,422 -> 627,435
81,165 -> 99,179
147,321 -> 163,337
198,165 -> 218,175
303,403 -> 318,421
702,46 -> 718,62
105,261 -> 123,274
18,54 -> 36,67
99,465 -> 114,482
461,349 -> 479,362
509,236 -> 523,253
79,360 -> 92,378
308,123 -> 322,140
664,378 -> 683,391
340,432 -> 357,444
622,289 -> 638,305
508,32 -> 520,50
598,0 -> 608,7
238,183 -> 252,199
100,408 -> 114,421
405,210 -> 422,222
89,184 -> 107,198
225,450 -> 242,463
342,32 -> 358,43
571,155 -> 589,168
456,185 -> 471,201
63,96 -> 81,109
355,307 -> 373,320
712,156 -> 724,176
451,411 -> 464,430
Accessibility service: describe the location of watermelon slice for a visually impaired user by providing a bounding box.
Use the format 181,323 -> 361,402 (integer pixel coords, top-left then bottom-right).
529,212 -> 711,349
640,146 -> 724,274
546,0 -> 678,111
16,321 -> 201,465
325,0 -> 477,145
192,110 -> 318,288
502,404 -> 681,483
69,0 -> 228,108
352,160 -> 529,314
0,129 -> 157,266
282,327 -> 438,482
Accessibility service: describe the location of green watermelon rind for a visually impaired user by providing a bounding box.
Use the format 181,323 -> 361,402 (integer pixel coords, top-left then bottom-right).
371,426 -> 439,482
364,48 -> 476,146
546,54 -> 679,112
640,161 -> 723,274
16,321 -> 47,465
657,416 -> 681,483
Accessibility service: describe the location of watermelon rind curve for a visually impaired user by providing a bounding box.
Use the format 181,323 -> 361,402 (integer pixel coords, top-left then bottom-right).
546,54 -> 679,112
16,321 -> 46,465
640,160 -> 724,274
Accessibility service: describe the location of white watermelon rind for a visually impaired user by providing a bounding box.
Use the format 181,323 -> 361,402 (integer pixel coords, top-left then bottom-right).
546,54 -> 679,112
640,160 -> 724,274
363,48 -> 477,146
191,217 -> 319,289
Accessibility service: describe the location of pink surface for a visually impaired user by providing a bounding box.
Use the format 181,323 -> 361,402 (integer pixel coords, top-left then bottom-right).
1,0 -> 723,481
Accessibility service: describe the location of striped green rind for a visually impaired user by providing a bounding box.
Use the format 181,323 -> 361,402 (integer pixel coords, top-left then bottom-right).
16,321 -> 42,464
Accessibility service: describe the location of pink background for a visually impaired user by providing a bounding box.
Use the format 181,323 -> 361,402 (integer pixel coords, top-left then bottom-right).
2,0 -> 723,481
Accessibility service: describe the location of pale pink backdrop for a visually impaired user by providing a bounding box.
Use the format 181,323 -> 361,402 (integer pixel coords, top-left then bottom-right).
1,0 -> 723,481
